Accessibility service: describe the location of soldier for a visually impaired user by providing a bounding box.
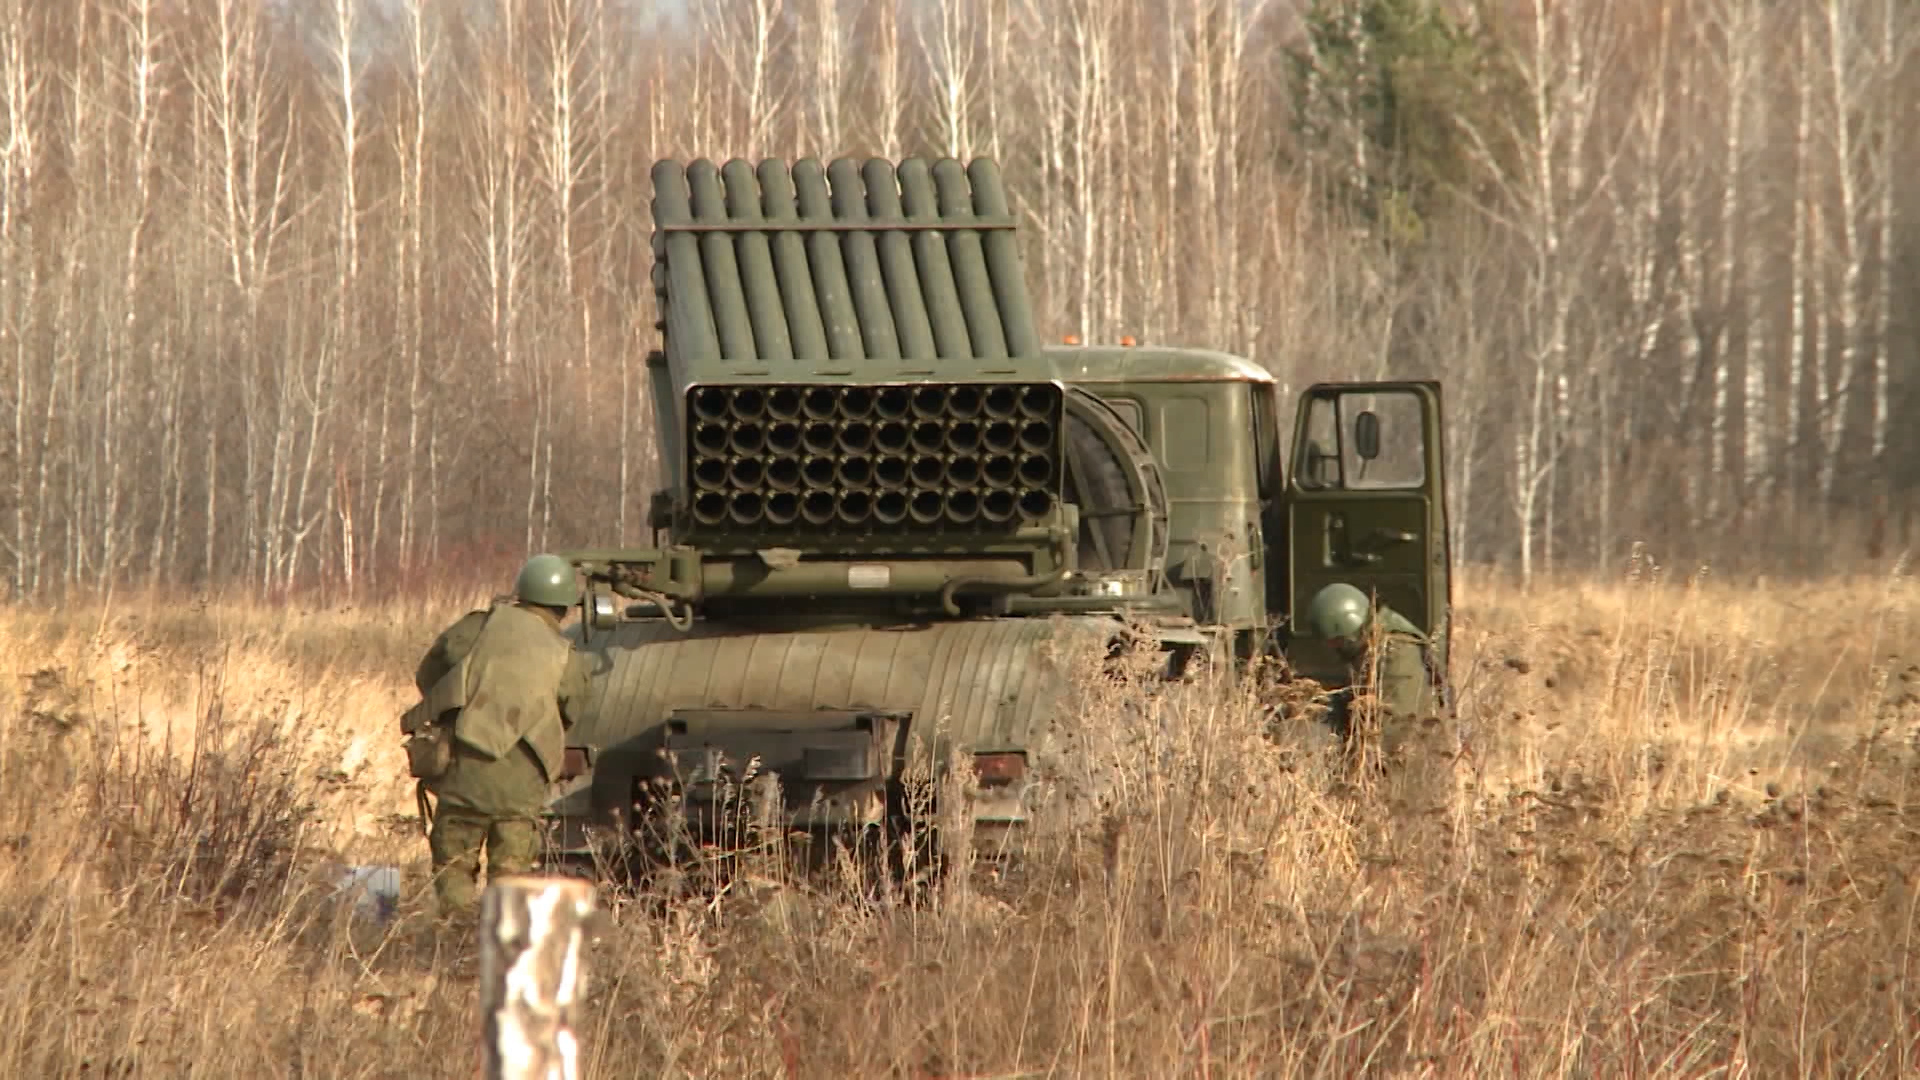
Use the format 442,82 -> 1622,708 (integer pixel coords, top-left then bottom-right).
1305,582 -> 1441,767
403,553 -> 593,915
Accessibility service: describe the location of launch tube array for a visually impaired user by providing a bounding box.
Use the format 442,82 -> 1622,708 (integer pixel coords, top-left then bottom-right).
649,157 -> 1042,367
685,381 -> 1063,531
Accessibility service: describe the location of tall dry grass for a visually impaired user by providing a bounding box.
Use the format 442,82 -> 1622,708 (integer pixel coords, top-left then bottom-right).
1,560 -> 1917,1077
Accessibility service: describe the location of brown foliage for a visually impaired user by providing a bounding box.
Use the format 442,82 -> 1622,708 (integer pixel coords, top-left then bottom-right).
0,565 -> 1917,1075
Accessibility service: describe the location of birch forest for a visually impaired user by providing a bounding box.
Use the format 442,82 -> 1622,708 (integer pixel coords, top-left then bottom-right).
0,0 -> 1913,600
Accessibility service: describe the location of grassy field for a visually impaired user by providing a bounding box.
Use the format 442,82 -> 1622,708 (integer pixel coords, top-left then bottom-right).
1,558 -> 1917,1078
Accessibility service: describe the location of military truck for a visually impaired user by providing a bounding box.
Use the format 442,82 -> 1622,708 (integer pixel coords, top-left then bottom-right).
545,155 -> 1450,867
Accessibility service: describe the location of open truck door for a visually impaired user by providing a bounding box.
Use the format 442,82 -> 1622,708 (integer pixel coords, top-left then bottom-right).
1282,381 -> 1451,690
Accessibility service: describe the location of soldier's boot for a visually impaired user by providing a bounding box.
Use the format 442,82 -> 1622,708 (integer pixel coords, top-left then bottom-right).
428,810 -> 491,916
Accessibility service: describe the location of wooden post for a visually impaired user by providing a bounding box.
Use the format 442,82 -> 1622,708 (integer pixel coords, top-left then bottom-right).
479,874 -> 598,1080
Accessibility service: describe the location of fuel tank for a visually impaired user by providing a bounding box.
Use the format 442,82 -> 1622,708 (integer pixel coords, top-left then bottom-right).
546,612 -> 1123,847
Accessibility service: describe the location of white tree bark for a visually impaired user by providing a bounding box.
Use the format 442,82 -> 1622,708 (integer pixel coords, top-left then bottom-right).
479,875 -> 598,1080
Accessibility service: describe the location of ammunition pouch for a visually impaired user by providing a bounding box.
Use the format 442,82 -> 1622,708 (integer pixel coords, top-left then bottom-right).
400,699 -> 456,781
405,726 -> 454,781
402,646 -> 474,782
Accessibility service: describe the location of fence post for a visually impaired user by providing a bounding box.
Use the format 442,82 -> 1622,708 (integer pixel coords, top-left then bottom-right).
479,874 -> 598,1080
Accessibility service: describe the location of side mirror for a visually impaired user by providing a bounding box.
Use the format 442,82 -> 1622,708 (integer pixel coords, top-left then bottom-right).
1353,410 -> 1381,461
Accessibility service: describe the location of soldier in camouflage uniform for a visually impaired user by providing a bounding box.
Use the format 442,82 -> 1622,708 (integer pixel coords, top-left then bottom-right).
404,554 -> 593,915
1306,582 -> 1441,767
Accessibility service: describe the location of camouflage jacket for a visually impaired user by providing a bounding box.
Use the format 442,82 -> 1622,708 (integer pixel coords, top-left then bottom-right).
1353,606 -> 1438,721
413,602 -> 591,783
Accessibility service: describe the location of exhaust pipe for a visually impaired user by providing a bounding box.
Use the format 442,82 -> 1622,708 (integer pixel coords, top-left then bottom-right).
1017,488 -> 1053,521
981,489 -> 1017,523
909,489 -> 944,524
801,490 -> 836,525
873,490 -> 909,525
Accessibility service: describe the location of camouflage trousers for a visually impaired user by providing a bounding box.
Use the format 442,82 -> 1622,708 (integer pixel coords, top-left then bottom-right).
427,802 -> 541,914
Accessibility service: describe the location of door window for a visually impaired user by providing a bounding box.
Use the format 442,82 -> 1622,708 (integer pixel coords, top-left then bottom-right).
1293,388 -> 1425,491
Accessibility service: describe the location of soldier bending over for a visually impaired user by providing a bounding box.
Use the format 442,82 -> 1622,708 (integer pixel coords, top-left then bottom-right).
402,554 -> 592,915
1306,582 -> 1442,770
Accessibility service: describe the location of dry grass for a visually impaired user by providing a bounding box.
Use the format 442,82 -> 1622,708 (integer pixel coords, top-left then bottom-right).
2,558 -> 1919,1078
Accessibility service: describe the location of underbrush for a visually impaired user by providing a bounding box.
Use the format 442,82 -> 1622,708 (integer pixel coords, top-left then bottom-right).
0,563 -> 1914,1077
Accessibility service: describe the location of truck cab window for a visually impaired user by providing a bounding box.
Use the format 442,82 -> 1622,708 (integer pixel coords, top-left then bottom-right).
1295,396 -> 1341,489
1340,390 -> 1425,489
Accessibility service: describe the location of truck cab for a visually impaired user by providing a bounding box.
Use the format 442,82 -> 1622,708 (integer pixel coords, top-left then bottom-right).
1045,343 -> 1451,690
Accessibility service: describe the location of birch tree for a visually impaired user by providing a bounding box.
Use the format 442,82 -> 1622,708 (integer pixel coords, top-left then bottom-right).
389,0 -> 439,572
0,0 -> 42,595
1812,0 -> 1871,505
1465,0 -> 1618,585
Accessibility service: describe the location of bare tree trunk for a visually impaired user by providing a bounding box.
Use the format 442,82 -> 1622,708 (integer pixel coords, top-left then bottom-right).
0,0 -> 41,596
921,0 -> 977,158
395,0 -> 436,574
1703,0 -> 1758,521
1068,0 -> 1112,342
536,0 -> 602,552
871,0 -> 903,159
801,0 -> 845,153
1476,0 -> 1612,587
1867,0 -> 1905,473
1816,0 -> 1864,505
1787,3 -> 1813,500
321,0 -> 363,596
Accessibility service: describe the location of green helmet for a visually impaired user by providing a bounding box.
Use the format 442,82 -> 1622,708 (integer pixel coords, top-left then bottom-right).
1306,583 -> 1371,641
514,553 -> 580,608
